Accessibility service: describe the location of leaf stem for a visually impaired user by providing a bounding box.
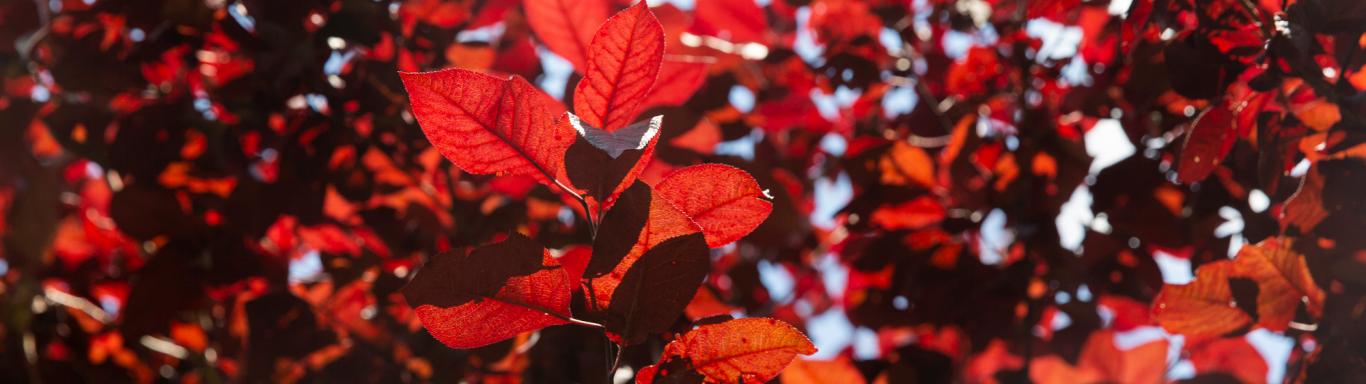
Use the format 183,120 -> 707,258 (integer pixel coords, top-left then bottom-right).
567,317 -> 606,329
550,177 -> 597,238
609,343 -> 626,378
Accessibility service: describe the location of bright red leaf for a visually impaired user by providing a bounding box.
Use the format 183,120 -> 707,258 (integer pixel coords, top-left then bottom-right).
399,69 -> 572,188
573,2 -> 665,131
523,0 -> 609,71
694,0 -> 767,43
638,59 -> 710,111
655,164 -> 773,247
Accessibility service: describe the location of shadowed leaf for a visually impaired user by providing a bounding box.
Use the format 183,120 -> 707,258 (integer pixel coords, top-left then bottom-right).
606,232 -> 709,345
401,233 -> 573,349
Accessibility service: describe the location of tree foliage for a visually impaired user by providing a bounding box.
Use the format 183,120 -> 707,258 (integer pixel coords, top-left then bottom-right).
1,0 -> 1365,382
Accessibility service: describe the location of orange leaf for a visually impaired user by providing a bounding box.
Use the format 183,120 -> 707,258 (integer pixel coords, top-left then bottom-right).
1029,330 -> 1167,384
1230,237 -> 1325,331
655,164 -> 773,248
780,357 -> 866,384
1189,337 -> 1269,384
523,0 -> 608,71
1282,165 -> 1327,232
640,318 -> 817,384
870,196 -> 945,230
401,233 -> 572,349
1153,260 -> 1252,340
399,69 -> 572,188
573,2 -> 665,131
1292,99 -> 1341,131
880,141 -> 936,188
1075,330 -> 1168,384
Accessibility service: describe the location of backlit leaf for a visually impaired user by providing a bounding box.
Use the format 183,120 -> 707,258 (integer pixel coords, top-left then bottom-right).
880,141 -> 936,189
780,357 -> 866,384
399,69 -> 572,187
1230,237 -> 1325,331
573,2 -> 665,131
401,233 -> 572,349
654,164 -> 772,248
1152,261 -> 1252,340
1188,337 -> 1269,384
640,318 -> 817,384
639,59 -> 710,111
523,0 -> 608,71
694,0 -> 767,43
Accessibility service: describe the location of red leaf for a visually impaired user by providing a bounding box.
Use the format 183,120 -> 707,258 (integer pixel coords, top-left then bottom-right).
1152,260 -> 1251,341
557,245 -> 592,291
562,114 -> 662,214
1188,337 -> 1269,384
694,0 -> 767,43
1230,237 -> 1325,331
401,233 -> 572,349
638,59 -> 710,111
606,232 -> 709,345
589,183 -> 701,310
573,2 -> 665,131
870,196 -> 945,230
523,0 -> 609,71
655,164 -> 773,247
399,69 -> 572,187
1027,0 -> 1082,21
639,318 -> 816,384
1120,0 -> 1154,56
1177,99 -> 1237,184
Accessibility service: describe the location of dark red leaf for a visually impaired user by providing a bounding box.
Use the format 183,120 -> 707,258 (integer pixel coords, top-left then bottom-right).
588,184 -> 700,309
562,114 -> 662,211
605,232 -> 709,345
1177,100 -> 1237,184
573,2 -> 665,131
587,182 -> 651,278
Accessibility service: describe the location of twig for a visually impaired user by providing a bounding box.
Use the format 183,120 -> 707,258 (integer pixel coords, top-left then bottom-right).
608,344 -> 626,379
